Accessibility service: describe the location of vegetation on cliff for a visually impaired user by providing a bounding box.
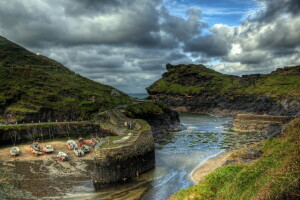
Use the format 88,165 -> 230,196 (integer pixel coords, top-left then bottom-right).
171,118 -> 300,200
125,101 -> 168,118
0,36 -> 131,123
147,63 -> 300,99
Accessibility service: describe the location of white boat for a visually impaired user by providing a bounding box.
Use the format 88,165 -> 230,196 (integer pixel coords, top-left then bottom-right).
57,151 -> 68,161
81,145 -> 90,153
10,147 -> 20,156
66,140 -> 78,150
29,142 -> 45,156
74,147 -> 84,157
43,145 -> 54,153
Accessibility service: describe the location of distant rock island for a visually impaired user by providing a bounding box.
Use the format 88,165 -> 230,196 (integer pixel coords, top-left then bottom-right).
147,63 -> 300,117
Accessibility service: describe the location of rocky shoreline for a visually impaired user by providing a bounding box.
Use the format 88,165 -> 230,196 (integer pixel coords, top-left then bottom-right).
190,113 -> 287,185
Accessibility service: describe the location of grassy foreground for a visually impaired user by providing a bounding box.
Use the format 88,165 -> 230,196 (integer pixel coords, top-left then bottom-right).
171,118 -> 300,200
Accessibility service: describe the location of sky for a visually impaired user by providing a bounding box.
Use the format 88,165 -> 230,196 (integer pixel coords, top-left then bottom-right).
0,0 -> 300,93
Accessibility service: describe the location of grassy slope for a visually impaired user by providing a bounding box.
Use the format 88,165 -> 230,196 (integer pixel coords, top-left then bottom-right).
0,36 -> 131,121
171,118 -> 300,200
147,64 -> 300,99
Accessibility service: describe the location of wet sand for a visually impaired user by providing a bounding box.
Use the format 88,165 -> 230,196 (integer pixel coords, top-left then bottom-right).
191,151 -> 232,182
0,140 -> 96,198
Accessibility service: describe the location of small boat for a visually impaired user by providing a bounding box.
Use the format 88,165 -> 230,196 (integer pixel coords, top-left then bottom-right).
66,140 -> 78,150
43,145 -> 54,154
88,138 -> 99,147
74,147 -> 84,157
81,145 -> 90,153
29,142 -> 45,156
57,151 -> 68,161
78,138 -> 87,146
10,147 -> 20,156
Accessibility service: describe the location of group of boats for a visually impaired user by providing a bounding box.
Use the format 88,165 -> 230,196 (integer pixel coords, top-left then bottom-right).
9,137 -> 101,161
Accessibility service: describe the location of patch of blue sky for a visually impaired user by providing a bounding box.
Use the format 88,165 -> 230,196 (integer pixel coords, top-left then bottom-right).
162,0 -> 258,26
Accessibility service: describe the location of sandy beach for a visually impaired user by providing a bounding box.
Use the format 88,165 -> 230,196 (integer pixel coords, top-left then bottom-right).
192,151 -> 232,182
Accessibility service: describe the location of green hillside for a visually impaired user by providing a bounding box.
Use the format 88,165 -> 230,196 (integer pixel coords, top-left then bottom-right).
147,64 -> 300,99
0,36 -> 131,123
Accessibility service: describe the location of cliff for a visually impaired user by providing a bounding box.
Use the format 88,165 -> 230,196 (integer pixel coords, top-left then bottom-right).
0,36 -> 131,124
147,63 -> 300,116
124,101 -> 183,136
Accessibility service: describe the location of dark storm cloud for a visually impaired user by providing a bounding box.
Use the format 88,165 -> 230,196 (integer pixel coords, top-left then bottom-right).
184,34 -> 230,56
251,0 -> 300,22
160,7 -> 207,41
0,0 -> 164,48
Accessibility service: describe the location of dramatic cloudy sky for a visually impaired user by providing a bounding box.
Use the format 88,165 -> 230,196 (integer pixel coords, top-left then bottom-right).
0,0 -> 300,93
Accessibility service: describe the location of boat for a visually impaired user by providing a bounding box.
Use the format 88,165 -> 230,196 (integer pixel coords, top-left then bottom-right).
78,138 -> 87,146
88,138 -> 100,147
43,145 -> 54,154
66,140 -> 78,150
81,145 -> 90,153
57,151 -> 68,161
74,147 -> 84,157
10,147 -> 20,156
29,142 -> 45,156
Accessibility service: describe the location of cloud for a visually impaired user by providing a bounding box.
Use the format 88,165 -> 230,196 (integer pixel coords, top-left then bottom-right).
160,7 -> 207,41
181,0 -> 300,75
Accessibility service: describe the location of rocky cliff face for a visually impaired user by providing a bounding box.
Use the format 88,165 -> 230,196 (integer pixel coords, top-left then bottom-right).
147,64 -> 300,117
124,101 -> 184,138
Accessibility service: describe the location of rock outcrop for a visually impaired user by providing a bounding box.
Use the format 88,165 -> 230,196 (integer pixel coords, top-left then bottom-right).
232,114 -> 291,133
124,101 -> 184,138
147,64 -> 300,117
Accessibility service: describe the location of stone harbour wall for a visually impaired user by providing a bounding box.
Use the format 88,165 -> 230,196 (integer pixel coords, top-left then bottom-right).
233,114 -> 291,133
92,117 -> 155,187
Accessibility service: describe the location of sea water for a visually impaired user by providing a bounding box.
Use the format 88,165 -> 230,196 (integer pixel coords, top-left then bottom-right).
127,93 -> 149,99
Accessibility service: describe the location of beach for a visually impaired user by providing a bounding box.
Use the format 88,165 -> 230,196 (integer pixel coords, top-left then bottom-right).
191,151 -> 232,183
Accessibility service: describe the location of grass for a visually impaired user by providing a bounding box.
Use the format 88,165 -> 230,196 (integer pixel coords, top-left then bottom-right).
125,101 -> 168,118
171,118 -> 300,200
147,64 -> 300,99
0,36 -> 132,122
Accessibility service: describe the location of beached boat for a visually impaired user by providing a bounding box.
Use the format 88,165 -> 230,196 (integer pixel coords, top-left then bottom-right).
57,151 -> 68,161
10,147 -> 20,156
74,147 -> 84,157
29,142 -> 45,156
78,138 -> 87,146
43,145 -> 54,153
89,138 -> 100,147
81,145 -> 90,153
66,140 -> 78,150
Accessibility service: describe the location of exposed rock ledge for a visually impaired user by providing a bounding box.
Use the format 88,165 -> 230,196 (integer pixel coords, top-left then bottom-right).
233,114 -> 291,133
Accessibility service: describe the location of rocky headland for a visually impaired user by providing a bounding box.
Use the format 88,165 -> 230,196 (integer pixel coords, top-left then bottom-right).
147,63 -> 300,117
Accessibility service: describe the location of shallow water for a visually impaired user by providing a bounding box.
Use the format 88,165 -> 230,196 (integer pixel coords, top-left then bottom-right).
61,113 -> 237,200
